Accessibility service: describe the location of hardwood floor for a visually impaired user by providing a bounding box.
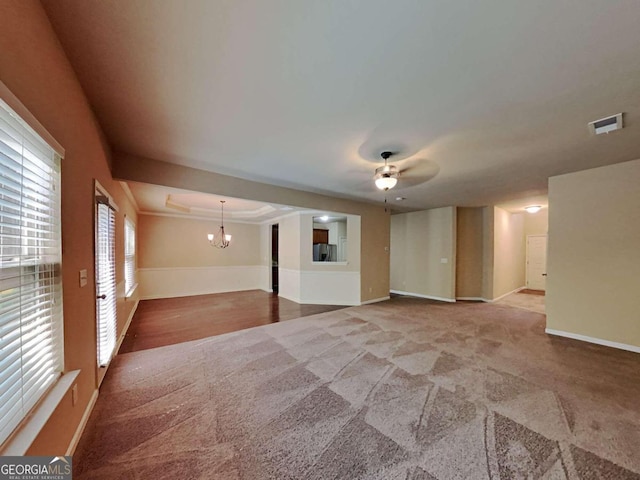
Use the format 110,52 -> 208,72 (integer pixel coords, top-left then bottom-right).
119,290 -> 346,353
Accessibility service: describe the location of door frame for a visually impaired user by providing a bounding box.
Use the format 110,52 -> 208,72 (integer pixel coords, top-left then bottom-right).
94,180 -> 119,386
525,234 -> 547,291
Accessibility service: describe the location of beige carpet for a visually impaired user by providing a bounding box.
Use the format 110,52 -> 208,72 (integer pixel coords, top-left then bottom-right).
74,297 -> 640,479
495,290 -> 546,315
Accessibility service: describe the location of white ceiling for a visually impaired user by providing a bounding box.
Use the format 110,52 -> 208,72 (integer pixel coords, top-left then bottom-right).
44,0 -> 640,210
124,181 -> 309,223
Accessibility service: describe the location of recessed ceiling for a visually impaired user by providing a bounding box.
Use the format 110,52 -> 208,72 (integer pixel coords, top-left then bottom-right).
44,1 -> 640,210
124,181 -> 308,223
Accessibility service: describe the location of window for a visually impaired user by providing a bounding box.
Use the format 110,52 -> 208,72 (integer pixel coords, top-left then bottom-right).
95,196 -> 116,367
124,217 -> 135,297
0,98 -> 63,445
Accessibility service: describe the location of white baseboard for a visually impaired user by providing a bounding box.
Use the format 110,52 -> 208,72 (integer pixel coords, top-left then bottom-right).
115,299 -> 139,352
456,297 -> 489,302
66,388 -> 99,456
390,290 -> 456,303
545,328 -> 640,354
360,296 -> 390,305
277,292 -> 302,304
489,286 -> 526,303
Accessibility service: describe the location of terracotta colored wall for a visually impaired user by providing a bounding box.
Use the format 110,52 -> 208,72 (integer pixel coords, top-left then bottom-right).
0,0 -> 138,454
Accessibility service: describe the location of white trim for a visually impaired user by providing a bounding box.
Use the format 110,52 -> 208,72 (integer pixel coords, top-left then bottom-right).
119,182 -> 140,212
360,296 -> 390,305
1,370 -> 80,455
544,328 -> 640,353
311,261 -> 349,266
0,80 -> 65,156
545,329 -> 640,354
300,268 -> 358,276
456,297 -> 489,302
115,299 -> 139,354
489,286 -> 525,302
66,389 -> 99,456
125,282 -> 139,298
138,210 -> 261,225
95,180 -> 119,212
390,290 -> 456,303
258,210 -> 305,225
138,265 -> 260,272
138,265 -> 265,300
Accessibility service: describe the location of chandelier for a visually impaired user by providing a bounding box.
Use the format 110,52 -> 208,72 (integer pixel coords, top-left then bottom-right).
207,200 -> 232,248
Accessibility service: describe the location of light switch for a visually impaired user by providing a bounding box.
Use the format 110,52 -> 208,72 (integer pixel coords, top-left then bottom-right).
440,258 -> 448,264
79,269 -> 88,287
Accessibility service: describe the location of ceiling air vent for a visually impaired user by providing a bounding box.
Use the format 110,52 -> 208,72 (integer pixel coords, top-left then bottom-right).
588,113 -> 623,135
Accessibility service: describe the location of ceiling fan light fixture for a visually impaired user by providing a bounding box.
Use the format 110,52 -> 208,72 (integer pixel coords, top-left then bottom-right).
374,164 -> 399,191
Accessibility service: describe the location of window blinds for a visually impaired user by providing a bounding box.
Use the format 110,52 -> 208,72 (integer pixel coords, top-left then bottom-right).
95,201 -> 116,367
124,218 -> 135,297
0,99 -> 63,445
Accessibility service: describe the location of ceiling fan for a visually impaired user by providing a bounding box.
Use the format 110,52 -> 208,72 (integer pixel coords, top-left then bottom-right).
369,150 -> 439,192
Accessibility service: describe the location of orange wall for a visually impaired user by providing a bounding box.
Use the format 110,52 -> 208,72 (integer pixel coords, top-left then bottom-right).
0,0 -> 138,454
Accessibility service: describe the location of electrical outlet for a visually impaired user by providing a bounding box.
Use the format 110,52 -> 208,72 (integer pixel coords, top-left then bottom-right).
72,384 -> 78,406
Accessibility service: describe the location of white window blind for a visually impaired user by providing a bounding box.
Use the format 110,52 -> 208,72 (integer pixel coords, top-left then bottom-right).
95,201 -> 116,367
124,217 -> 135,297
0,99 -> 63,446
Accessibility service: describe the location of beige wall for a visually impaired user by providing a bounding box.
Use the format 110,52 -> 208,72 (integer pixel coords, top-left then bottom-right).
547,159 -> 640,348
278,213 -> 301,271
390,207 -> 457,301
0,0 -> 138,454
138,215 -> 261,268
492,207 -> 525,299
455,207 -> 484,298
113,153 -> 391,302
524,208 -> 548,237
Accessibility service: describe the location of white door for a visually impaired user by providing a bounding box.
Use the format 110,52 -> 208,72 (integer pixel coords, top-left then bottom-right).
526,235 -> 547,291
95,198 -> 117,367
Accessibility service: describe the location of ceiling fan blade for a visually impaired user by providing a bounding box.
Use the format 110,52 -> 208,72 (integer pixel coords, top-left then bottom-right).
397,158 -> 440,188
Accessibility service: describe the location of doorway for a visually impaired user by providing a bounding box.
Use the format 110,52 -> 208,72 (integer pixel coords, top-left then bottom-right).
526,234 -> 547,291
271,224 -> 279,293
95,186 -> 117,374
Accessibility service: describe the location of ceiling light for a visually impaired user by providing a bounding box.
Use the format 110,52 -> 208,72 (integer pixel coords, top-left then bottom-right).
320,215 -> 329,221
208,200 -> 232,248
525,205 -> 542,214
395,196 -> 406,201
374,152 -> 399,191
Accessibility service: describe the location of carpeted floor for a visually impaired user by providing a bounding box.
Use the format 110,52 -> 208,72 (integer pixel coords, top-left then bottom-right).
495,290 -> 546,315
74,297 -> 640,479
